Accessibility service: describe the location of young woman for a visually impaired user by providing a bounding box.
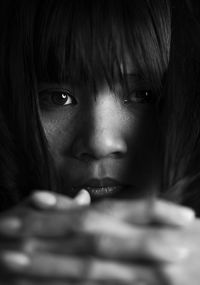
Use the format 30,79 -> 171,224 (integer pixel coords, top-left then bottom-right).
0,0 -> 200,284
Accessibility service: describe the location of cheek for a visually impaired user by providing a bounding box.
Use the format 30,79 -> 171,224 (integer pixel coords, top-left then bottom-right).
125,106 -> 160,150
124,107 -> 162,189
40,111 -> 75,158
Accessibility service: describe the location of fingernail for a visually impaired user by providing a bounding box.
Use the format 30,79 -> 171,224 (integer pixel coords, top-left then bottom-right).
1,252 -> 30,269
32,191 -> 57,207
180,208 -> 195,224
0,218 -> 21,233
74,189 -> 91,205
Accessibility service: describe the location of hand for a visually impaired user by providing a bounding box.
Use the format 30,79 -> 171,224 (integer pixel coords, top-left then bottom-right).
154,218 -> 200,285
0,195 -> 195,284
93,200 -> 200,285
0,190 -> 91,284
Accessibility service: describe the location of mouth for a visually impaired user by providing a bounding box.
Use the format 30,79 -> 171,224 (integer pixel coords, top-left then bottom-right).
72,178 -> 132,201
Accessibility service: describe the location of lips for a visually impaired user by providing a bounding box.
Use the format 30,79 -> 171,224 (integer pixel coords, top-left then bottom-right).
72,178 -> 131,200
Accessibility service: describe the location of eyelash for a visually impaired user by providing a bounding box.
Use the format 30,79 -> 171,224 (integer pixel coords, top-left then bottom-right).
123,89 -> 155,104
39,89 -> 77,108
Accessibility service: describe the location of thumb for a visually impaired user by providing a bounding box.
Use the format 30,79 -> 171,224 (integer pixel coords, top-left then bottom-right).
30,189 -> 91,210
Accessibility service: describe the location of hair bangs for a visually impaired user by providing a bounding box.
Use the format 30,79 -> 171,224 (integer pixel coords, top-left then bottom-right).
122,0 -> 171,93
34,0 -> 125,89
34,0 -> 171,96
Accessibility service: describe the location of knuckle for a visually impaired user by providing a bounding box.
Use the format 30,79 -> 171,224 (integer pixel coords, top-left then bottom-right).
76,208 -> 99,233
88,234 -> 101,254
94,199 -> 122,218
139,229 -> 166,256
73,208 -> 92,231
149,228 -> 168,244
141,235 -> 154,256
21,211 -> 44,235
94,234 -> 112,256
21,212 -> 35,229
163,264 -> 182,285
20,237 -> 37,253
93,199 -> 111,212
77,256 -> 94,279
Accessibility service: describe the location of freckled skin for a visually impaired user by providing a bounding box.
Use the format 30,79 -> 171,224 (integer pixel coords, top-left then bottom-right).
40,84 -> 162,198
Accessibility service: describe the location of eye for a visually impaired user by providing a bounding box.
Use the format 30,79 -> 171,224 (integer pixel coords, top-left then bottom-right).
124,90 -> 155,104
50,91 -> 74,106
39,89 -> 77,108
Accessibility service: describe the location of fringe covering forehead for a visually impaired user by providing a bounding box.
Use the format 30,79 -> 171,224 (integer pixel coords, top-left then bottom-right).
31,0 -> 171,92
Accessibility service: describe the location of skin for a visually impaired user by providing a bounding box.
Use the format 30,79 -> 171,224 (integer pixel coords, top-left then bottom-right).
0,53 -> 199,285
0,196 -> 196,285
39,77 -> 161,198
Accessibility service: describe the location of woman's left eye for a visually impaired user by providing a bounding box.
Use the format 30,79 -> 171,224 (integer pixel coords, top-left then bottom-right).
39,90 -> 77,108
125,90 -> 155,104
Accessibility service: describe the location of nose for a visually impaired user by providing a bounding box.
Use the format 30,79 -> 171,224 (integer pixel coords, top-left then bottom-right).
72,92 -> 128,161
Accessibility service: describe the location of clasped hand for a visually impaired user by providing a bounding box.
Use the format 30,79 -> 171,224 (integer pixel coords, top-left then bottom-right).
0,190 -> 198,285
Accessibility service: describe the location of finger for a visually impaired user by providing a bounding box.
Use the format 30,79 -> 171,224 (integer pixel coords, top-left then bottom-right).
0,274 -> 129,285
31,190 -> 91,210
0,278 -> 102,285
0,218 -> 190,263
17,225 -> 191,263
0,279 -> 95,285
74,190 -> 91,205
94,199 -> 195,227
0,208 -> 138,237
0,251 -> 161,284
0,204 -> 194,241
0,214 -> 191,265
1,280 -> 130,285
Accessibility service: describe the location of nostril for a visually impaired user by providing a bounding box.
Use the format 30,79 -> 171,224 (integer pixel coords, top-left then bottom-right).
78,152 -> 97,162
72,133 -> 128,161
110,151 -> 126,159
78,150 -> 125,161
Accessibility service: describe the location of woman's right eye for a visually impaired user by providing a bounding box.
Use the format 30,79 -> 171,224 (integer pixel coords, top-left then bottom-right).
39,89 -> 77,108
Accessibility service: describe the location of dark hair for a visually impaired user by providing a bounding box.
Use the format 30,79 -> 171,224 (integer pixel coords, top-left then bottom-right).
161,1 -> 200,215
0,0 -> 199,213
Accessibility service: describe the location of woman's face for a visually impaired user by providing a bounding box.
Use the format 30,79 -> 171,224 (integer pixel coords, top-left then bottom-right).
39,65 -> 162,201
